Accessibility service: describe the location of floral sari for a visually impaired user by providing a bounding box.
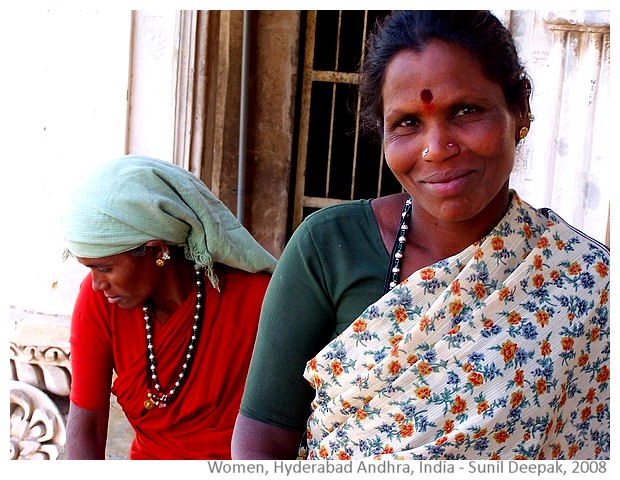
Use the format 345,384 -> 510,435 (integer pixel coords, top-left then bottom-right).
303,193 -> 610,460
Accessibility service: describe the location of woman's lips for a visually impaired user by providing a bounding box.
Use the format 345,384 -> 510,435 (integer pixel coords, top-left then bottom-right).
421,170 -> 474,195
105,295 -> 121,304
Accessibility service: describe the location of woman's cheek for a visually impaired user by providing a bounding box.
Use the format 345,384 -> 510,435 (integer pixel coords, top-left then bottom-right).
384,137 -> 418,174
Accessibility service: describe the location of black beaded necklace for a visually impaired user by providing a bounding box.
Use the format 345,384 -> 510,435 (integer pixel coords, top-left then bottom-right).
383,196 -> 412,294
143,268 -> 205,410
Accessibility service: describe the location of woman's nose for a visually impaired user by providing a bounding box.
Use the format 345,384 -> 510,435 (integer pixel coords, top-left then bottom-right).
91,273 -> 109,292
421,126 -> 460,161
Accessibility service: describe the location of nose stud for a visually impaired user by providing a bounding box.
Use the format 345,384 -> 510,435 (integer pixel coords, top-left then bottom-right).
423,143 -> 458,158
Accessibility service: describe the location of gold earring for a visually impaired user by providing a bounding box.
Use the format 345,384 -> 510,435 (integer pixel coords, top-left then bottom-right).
155,251 -> 170,267
519,126 -> 529,139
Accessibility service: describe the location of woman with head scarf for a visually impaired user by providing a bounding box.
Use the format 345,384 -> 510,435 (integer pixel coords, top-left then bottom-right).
62,155 -> 277,459
232,11 -> 610,460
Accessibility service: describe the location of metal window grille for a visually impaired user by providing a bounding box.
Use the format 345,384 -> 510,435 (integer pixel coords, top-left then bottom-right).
292,10 -> 398,230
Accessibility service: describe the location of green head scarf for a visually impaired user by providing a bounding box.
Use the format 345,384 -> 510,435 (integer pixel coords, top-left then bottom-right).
62,155 -> 277,289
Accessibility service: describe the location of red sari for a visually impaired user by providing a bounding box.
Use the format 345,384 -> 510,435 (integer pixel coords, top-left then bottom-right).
69,265 -> 270,459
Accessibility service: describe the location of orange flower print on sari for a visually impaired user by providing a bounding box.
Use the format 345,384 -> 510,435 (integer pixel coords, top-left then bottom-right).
507,310 -> 522,325
514,369 -> 525,387
382,445 -> 394,454
568,444 -> 580,459
585,387 -> 596,403
510,390 -> 524,408
337,451 -> 351,460
494,430 -> 510,443
536,378 -> 547,395
387,360 -> 401,376
394,306 -> 408,323
443,419 -> 455,434
415,386 -> 432,399
419,316 -> 430,332
568,262 -> 582,276
533,274 -> 545,289
535,309 -> 550,327
561,337 -> 574,351
473,282 -> 487,299
450,279 -> 461,295
449,299 -> 464,317
399,423 -> 414,438
331,360 -> 344,376
500,339 -> 518,363
595,261 -> 609,277
417,361 -> 433,376
462,362 -> 474,373
491,236 -> 504,251
468,371 -> 484,387
533,254 -> 544,270
599,289 -> 609,306
352,319 -> 367,332
498,287 -> 512,302
308,357 -> 318,371
580,407 -> 592,423
318,445 -> 329,459
420,267 -> 435,281
596,365 -> 610,384
590,327 -> 600,342
450,395 -> 467,415
310,374 -> 322,389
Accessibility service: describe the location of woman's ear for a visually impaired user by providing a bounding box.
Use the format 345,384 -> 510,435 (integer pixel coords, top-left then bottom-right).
515,79 -> 533,144
144,240 -> 170,262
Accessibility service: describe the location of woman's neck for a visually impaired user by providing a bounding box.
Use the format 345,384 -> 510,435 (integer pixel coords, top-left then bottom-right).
150,256 -> 198,324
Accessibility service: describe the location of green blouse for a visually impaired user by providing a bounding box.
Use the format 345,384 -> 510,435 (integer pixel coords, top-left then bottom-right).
239,200 -> 390,430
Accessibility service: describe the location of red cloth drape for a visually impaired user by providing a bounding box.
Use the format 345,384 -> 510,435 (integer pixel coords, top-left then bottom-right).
70,265 -> 270,459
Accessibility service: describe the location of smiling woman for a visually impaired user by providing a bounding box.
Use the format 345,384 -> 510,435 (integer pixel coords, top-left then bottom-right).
232,10 -> 610,461
61,155 -> 277,459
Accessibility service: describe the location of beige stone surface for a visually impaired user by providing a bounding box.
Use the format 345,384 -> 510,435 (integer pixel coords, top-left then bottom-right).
106,395 -> 133,460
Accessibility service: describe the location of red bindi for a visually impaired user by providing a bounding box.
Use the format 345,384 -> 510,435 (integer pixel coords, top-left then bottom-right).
420,89 -> 433,104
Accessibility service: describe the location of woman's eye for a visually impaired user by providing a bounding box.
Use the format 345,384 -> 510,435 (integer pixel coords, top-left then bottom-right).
454,106 -> 477,117
399,118 -> 419,128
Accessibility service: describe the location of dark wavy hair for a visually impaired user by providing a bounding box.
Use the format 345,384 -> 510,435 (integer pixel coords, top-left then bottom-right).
360,10 -> 531,139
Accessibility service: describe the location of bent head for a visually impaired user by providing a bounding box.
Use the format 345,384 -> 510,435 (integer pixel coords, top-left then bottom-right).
76,242 -> 170,309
